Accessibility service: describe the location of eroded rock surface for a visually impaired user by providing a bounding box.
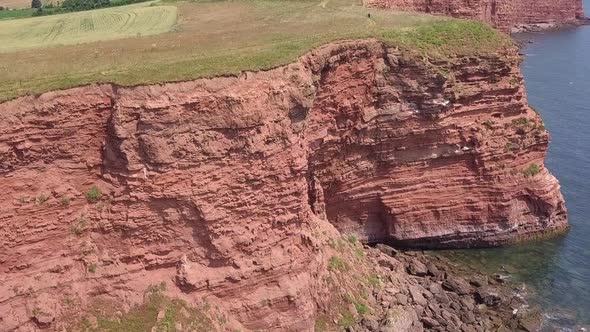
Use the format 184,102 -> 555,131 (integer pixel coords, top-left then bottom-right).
0,39 -> 566,330
365,0 -> 585,32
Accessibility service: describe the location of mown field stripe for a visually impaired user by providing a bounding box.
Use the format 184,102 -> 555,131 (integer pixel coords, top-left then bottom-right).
0,3 -> 177,52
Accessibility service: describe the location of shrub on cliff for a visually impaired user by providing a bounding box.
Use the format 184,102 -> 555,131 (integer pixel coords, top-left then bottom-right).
85,185 -> 102,202
71,216 -> 88,236
512,117 -> 531,128
60,196 -> 71,206
337,310 -> 355,328
37,193 -> 48,204
521,164 -> 541,177
328,256 -> 348,271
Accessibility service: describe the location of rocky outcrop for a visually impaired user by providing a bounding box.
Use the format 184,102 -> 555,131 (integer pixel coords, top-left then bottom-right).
354,244 -> 542,332
365,0 -> 585,32
0,39 -> 566,330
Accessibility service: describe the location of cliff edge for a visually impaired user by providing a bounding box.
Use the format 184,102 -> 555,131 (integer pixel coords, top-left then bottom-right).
0,39 -> 566,330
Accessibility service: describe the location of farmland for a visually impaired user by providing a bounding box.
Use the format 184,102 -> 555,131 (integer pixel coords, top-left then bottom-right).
0,3 -> 177,52
0,0 -> 34,9
0,0 -> 509,101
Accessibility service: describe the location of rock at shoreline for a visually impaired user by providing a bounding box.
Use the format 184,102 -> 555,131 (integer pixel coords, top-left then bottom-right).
348,244 -> 538,332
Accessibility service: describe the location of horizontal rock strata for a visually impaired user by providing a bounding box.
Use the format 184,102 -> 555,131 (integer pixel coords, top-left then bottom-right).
364,0 -> 585,32
0,39 -> 566,330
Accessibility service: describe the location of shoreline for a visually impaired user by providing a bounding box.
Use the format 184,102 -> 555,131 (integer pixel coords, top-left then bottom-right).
512,17 -> 590,36
351,243 -> 545,331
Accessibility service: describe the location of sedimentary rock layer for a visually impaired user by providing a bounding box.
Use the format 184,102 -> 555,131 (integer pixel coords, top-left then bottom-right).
365,0 -> 585,31
0,39 -> 566,330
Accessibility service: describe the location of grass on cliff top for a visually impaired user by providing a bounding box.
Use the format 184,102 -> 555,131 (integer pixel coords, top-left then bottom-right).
0,0 -> 511,101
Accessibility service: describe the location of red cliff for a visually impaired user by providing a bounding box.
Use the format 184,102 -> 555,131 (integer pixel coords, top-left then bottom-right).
365,0 -> 585,32
0,40 -> 566,330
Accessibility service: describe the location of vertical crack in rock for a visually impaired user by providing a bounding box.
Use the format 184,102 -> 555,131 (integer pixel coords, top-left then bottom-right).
307,174 -> 327,220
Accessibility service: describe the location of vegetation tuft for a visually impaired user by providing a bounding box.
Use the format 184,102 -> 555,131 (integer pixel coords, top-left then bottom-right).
337,310 -> 355,328
85,185 -> 102,203
354,301 -> 368,315
366,273 -> 380,287
37,193 -> 48,204
354,247 -> 365,258
483,120 -> 494,130
314,316 -> 329,332
60,196 -> 71,206
512,117 -> 531,128
76,286 -> 213,331
328,255 -> 348,272
521,163 -> 540,177
71,215 -> 88,235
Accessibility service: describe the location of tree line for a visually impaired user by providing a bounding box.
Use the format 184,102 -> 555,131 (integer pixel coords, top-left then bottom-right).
30,0 -> 148,16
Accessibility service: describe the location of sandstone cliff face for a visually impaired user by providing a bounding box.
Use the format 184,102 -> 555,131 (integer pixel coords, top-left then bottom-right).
365,0 -> 585,31
0,40 -> 566,331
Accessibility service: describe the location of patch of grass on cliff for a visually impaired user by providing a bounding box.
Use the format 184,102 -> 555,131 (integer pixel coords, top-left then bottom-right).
314,316 -> 329,332
521,163 -> 540,177
354,301 -> 368,315
344,293 -> 369,315
512,117 -> 532,128
328,255 -> 349,272
346,234 -> 358,244
366,272 -> 380,287
82,286 -> 213,332
0,0 -> 511,101
70,215 -> 88,236
37,192 -> 49,204
87,263 -> 97,273
381,19 -> 510,57
337,309 -> 355,328
328,237 -> 347,251
60,195 -> 71,206
85,185 -> 102,203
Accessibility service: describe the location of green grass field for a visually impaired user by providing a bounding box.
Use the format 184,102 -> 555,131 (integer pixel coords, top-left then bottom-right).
0,8 -> 34,19
0,0 -> 510,101
0,3 -> 177,52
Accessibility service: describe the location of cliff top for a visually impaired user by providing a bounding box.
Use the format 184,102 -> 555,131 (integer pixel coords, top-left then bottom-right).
0,0 -> 511,101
